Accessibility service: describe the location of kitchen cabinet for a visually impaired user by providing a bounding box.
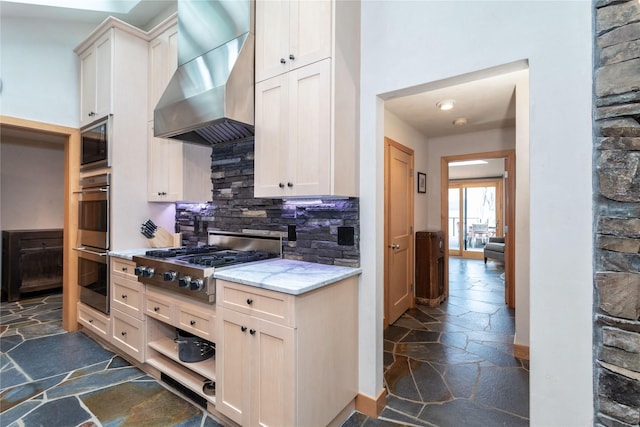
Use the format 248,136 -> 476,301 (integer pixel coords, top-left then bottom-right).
109,258 -> 146,362
254,0 -> 360,198
415,231 -> 446,306
79,31 -> 112,127
146,16 -> 212,203
144,288 -> 217,407
2,229 -> 63,302
147,122 -> 212,202
255,0 -> 331,83
77,301 -> 110,340
216,277 -> 358,427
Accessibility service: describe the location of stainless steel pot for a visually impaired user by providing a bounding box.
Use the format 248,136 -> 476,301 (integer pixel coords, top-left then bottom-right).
174,329 -> 215,363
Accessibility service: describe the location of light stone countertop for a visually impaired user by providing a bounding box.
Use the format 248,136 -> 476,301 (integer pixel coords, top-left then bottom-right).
213,258 -> 362,295
108,248 -> 150,260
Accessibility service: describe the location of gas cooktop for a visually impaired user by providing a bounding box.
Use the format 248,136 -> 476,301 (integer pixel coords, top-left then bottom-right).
132,231 -> 282,304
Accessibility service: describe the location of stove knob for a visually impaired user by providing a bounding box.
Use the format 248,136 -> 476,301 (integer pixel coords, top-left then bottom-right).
134,266 -> 146,276
163,271 -> 177,282
190,278 -> 204,291
179,276 -> 191,288
142,267 -> 155,278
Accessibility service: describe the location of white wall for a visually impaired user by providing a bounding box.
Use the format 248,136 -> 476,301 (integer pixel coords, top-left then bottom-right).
384,110 -> 430,232
0,16 -> 97,127
360,2 -> 593,425
1,138 -> 65,230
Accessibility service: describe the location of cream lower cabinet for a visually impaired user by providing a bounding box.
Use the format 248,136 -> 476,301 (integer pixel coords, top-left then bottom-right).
77,301 -> 110,340
217,306 -> 295,426
109,258 -> 145,363
216,277 -> 358,427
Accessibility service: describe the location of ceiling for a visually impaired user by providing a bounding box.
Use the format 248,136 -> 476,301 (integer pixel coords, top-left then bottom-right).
385,71 -> 521,139
0,0 -> 176,28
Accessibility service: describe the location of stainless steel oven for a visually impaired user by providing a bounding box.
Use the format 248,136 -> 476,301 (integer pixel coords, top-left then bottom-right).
77,174 -> 110,250
75,173 -> 110,314
77,247 -> 109,314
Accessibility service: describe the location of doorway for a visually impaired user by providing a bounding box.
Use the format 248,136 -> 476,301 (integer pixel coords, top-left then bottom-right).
0,115 -> 80,330
384,137 -> 415,327
448,178 -> 503,259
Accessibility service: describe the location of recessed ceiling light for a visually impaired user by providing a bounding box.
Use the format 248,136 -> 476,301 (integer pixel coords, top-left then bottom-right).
436,100 -> 455,111
449,160 -> 488,167
453,117 -> 467,126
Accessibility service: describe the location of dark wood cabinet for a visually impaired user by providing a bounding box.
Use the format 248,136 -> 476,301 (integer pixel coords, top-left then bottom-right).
415,230 -> 445,306
2,229 -> 63,302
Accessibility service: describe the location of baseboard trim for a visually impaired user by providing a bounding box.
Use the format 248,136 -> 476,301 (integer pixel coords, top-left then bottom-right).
355,388 -> 386,418
514,344 -> 530,360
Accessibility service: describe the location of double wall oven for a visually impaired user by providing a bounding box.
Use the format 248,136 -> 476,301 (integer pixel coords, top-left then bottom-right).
75,173 -> 110,314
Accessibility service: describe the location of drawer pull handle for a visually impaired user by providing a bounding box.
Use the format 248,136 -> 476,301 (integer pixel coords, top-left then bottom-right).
121,331 -> 127,336
154,306 -> 160,312
190,320 -> 196,326
241,326 -> 247,332
246,298 -> 253,305
250,329 -> 256,335
122,294 -> 127,299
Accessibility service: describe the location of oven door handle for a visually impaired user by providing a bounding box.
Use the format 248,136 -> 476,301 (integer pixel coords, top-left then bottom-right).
73,187 -> 109,194
73,247 -> 108,257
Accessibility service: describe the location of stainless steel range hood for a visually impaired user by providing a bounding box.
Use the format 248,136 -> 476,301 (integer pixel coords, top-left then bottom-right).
154,0 -> 254,145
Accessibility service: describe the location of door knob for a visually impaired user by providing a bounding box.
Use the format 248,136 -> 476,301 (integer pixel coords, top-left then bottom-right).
388,244 -> 400,249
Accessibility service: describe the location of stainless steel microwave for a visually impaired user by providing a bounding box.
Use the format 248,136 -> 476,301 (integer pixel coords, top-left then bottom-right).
80,116 -> 111,171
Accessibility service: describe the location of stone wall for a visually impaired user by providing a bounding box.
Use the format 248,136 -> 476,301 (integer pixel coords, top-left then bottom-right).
594,1 -> 640,425
176,139 -> 360,268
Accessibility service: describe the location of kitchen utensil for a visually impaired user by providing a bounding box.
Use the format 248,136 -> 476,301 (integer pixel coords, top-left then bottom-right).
174,329 -> 215,363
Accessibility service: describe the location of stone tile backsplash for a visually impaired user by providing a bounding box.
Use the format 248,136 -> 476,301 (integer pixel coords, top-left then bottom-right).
176,139 -> 360,267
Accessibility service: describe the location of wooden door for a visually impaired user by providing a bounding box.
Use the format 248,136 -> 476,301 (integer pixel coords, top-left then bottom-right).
385,138 -> 414,326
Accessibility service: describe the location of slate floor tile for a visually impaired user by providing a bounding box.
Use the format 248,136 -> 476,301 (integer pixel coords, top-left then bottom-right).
418,399 -> 528,427
10,396 -> 92,427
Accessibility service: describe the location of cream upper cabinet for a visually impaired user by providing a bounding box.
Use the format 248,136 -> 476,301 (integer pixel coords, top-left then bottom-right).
254,0 -> 360,198
148,23 -> 178,121
255,0 -> 332,83
255,59 -> 331,197
147,18 -> 212,203
79,31 -> 112,127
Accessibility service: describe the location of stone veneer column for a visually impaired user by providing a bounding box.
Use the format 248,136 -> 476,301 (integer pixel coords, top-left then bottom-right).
594,1 -> 640,425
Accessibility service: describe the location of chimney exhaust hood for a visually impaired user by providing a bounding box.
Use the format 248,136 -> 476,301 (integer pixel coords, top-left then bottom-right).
154,0 -> 254,146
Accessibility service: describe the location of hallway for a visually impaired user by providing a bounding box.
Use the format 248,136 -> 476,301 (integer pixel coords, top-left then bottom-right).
345,257 -> 529,426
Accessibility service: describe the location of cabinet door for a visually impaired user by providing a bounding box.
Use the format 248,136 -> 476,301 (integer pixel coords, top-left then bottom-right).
94,31 -> 112,119
79,48 -> 97,126
147,122 -> 183,201
255,0 -> 290,82
253,318 -> 295,427
217,307 -> 251,425
254,74 -> 290,197
148,25 -> 178,121
288,59 -> 331,196
289,0 -> 332,72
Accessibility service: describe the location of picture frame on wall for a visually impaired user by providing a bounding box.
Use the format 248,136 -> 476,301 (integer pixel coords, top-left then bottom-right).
417,172 -> 426,193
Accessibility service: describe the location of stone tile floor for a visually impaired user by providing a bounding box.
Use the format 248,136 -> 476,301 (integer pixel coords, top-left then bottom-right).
0,293 -> 224,427
342,257 -> 529,427
1,257 -> 527,427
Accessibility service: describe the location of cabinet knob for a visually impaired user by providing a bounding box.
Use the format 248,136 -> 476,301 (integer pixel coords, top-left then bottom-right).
88,111 -> 96,117
279,182 -> 285,188
250,329 -> 256,335
122,267 -> 128,272
280,58 -> 286,64
121,331 -> 127,336
287,182 -> 293,188
289,54 -> 295,60
89,319 -> 93,324
154,306 -> 160,312
246,298 -> 253,305
121,294 -> 127,299
190,320 -> 196,326
241,326 -> 247,332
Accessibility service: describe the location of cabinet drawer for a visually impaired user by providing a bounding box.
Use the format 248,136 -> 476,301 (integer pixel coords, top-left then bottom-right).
145,290 -> 174,323
112,275 -> 144,320
111,258 -> 137,279
177,305 -> 214,341
218,280 -> 294,326
111,310 -> 145,363
78,302 -> 110,339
